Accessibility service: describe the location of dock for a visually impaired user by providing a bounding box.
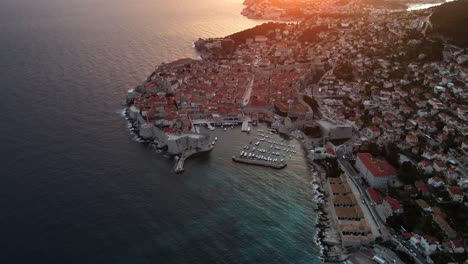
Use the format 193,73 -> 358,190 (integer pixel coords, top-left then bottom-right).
174,156 -> 185,173
241,117 -> 251,132
232,156 -> 287,169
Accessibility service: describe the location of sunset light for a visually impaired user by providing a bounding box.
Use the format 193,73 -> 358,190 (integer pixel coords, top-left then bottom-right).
2,0 -> 468,263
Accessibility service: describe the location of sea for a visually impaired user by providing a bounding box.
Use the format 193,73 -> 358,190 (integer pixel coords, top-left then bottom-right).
0,0 -> 322,263
407,0 -> 454,10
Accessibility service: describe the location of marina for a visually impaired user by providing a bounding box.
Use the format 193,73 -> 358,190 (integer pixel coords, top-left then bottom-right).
0,0 -> 327,262
231,127 -> 298,169
232,156 -> 287,169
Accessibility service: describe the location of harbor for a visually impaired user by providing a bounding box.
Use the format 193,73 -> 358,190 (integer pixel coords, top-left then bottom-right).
174,143 -> 215,173
232,156 -> 286,169
230,127 -> 298,169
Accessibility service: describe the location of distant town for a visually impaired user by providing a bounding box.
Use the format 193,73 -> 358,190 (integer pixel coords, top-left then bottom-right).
125,0 -> 468,263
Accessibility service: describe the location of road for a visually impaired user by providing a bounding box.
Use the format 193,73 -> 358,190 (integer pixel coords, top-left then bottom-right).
337,149 -> 381,219
336,149 -> 382,235
336,148 -> 432,264
448,150 -> 468,178
422,12 -> 433,37
391,235 -> 433,264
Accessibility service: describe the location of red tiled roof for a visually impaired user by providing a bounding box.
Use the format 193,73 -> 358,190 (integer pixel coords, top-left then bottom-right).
249,98 -> 268,107
430,176 -> 443,183
367,188 -> 382,204
448,186 -> 464,195
451,240 -> 463,248
404,232 -> 416,239
423,235 -> 439,245
357,153 -> 396,177
415,181 -> 429,194
434,160 -> 446,168
384,196 -> 401,210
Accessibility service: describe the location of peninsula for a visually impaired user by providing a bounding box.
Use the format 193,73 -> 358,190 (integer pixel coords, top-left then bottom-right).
126,0 -> 468,262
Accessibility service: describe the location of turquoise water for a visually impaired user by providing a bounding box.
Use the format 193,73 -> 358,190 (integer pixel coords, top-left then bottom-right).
0,0 -> 321,262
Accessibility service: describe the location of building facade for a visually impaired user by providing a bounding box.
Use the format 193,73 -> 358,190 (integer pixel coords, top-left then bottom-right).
356,153 -> 397,189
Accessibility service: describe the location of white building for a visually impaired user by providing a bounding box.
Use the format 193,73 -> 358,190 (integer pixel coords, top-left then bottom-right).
317,120 -> 353,140
355,153 -> 397,189
420,236 -> 439,255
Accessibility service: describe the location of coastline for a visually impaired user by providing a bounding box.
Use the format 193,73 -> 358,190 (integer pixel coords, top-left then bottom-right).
296,137 -> 348,262
125,6 -> 336,262
232,155 -> 287,169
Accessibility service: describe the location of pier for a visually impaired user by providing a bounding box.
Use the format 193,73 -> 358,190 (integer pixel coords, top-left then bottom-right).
241,119 -> 250,132
232,156 -> 287,169
174,156 -> 185,173
174,144 -> 215,174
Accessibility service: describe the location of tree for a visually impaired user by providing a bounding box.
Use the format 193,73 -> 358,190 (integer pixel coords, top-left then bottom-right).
368,143 -> 381,156
398,161 -> 419,184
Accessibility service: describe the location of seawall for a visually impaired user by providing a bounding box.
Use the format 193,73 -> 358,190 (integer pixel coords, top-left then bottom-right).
175,144 -> 215,174
232,156 -> 287,169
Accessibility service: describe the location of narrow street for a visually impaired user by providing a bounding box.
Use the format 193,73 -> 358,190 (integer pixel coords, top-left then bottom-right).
242,75 -> 255,106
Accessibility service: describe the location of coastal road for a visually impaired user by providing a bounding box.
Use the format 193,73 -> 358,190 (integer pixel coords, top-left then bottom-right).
390,236 -> 431,264
337,150 -> 431,264
336,149 -> 386,236
422,12 -> 433,37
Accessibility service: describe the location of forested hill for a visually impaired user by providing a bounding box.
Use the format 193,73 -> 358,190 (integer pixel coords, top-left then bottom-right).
430,0 -> 468,48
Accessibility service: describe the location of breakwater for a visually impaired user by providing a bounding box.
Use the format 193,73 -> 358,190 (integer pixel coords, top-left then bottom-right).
175,144 -> 215,173
232,156 -> 287,169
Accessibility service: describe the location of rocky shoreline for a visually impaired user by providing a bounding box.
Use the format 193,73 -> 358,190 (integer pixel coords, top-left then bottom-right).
297,138 -> 348,262
123,108 -> 215,173
126,4 -> 346,259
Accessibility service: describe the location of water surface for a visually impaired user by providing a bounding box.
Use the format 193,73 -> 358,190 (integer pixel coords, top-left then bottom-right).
0,0 -> 321,263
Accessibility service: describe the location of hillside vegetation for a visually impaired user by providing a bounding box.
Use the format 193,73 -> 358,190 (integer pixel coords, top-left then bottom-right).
430,0 -> 468,47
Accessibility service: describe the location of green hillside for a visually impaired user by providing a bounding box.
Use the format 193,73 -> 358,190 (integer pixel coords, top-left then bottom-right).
430,0 -> 468,47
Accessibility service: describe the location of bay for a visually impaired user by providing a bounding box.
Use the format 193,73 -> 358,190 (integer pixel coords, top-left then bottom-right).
0,0 -> 321,263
